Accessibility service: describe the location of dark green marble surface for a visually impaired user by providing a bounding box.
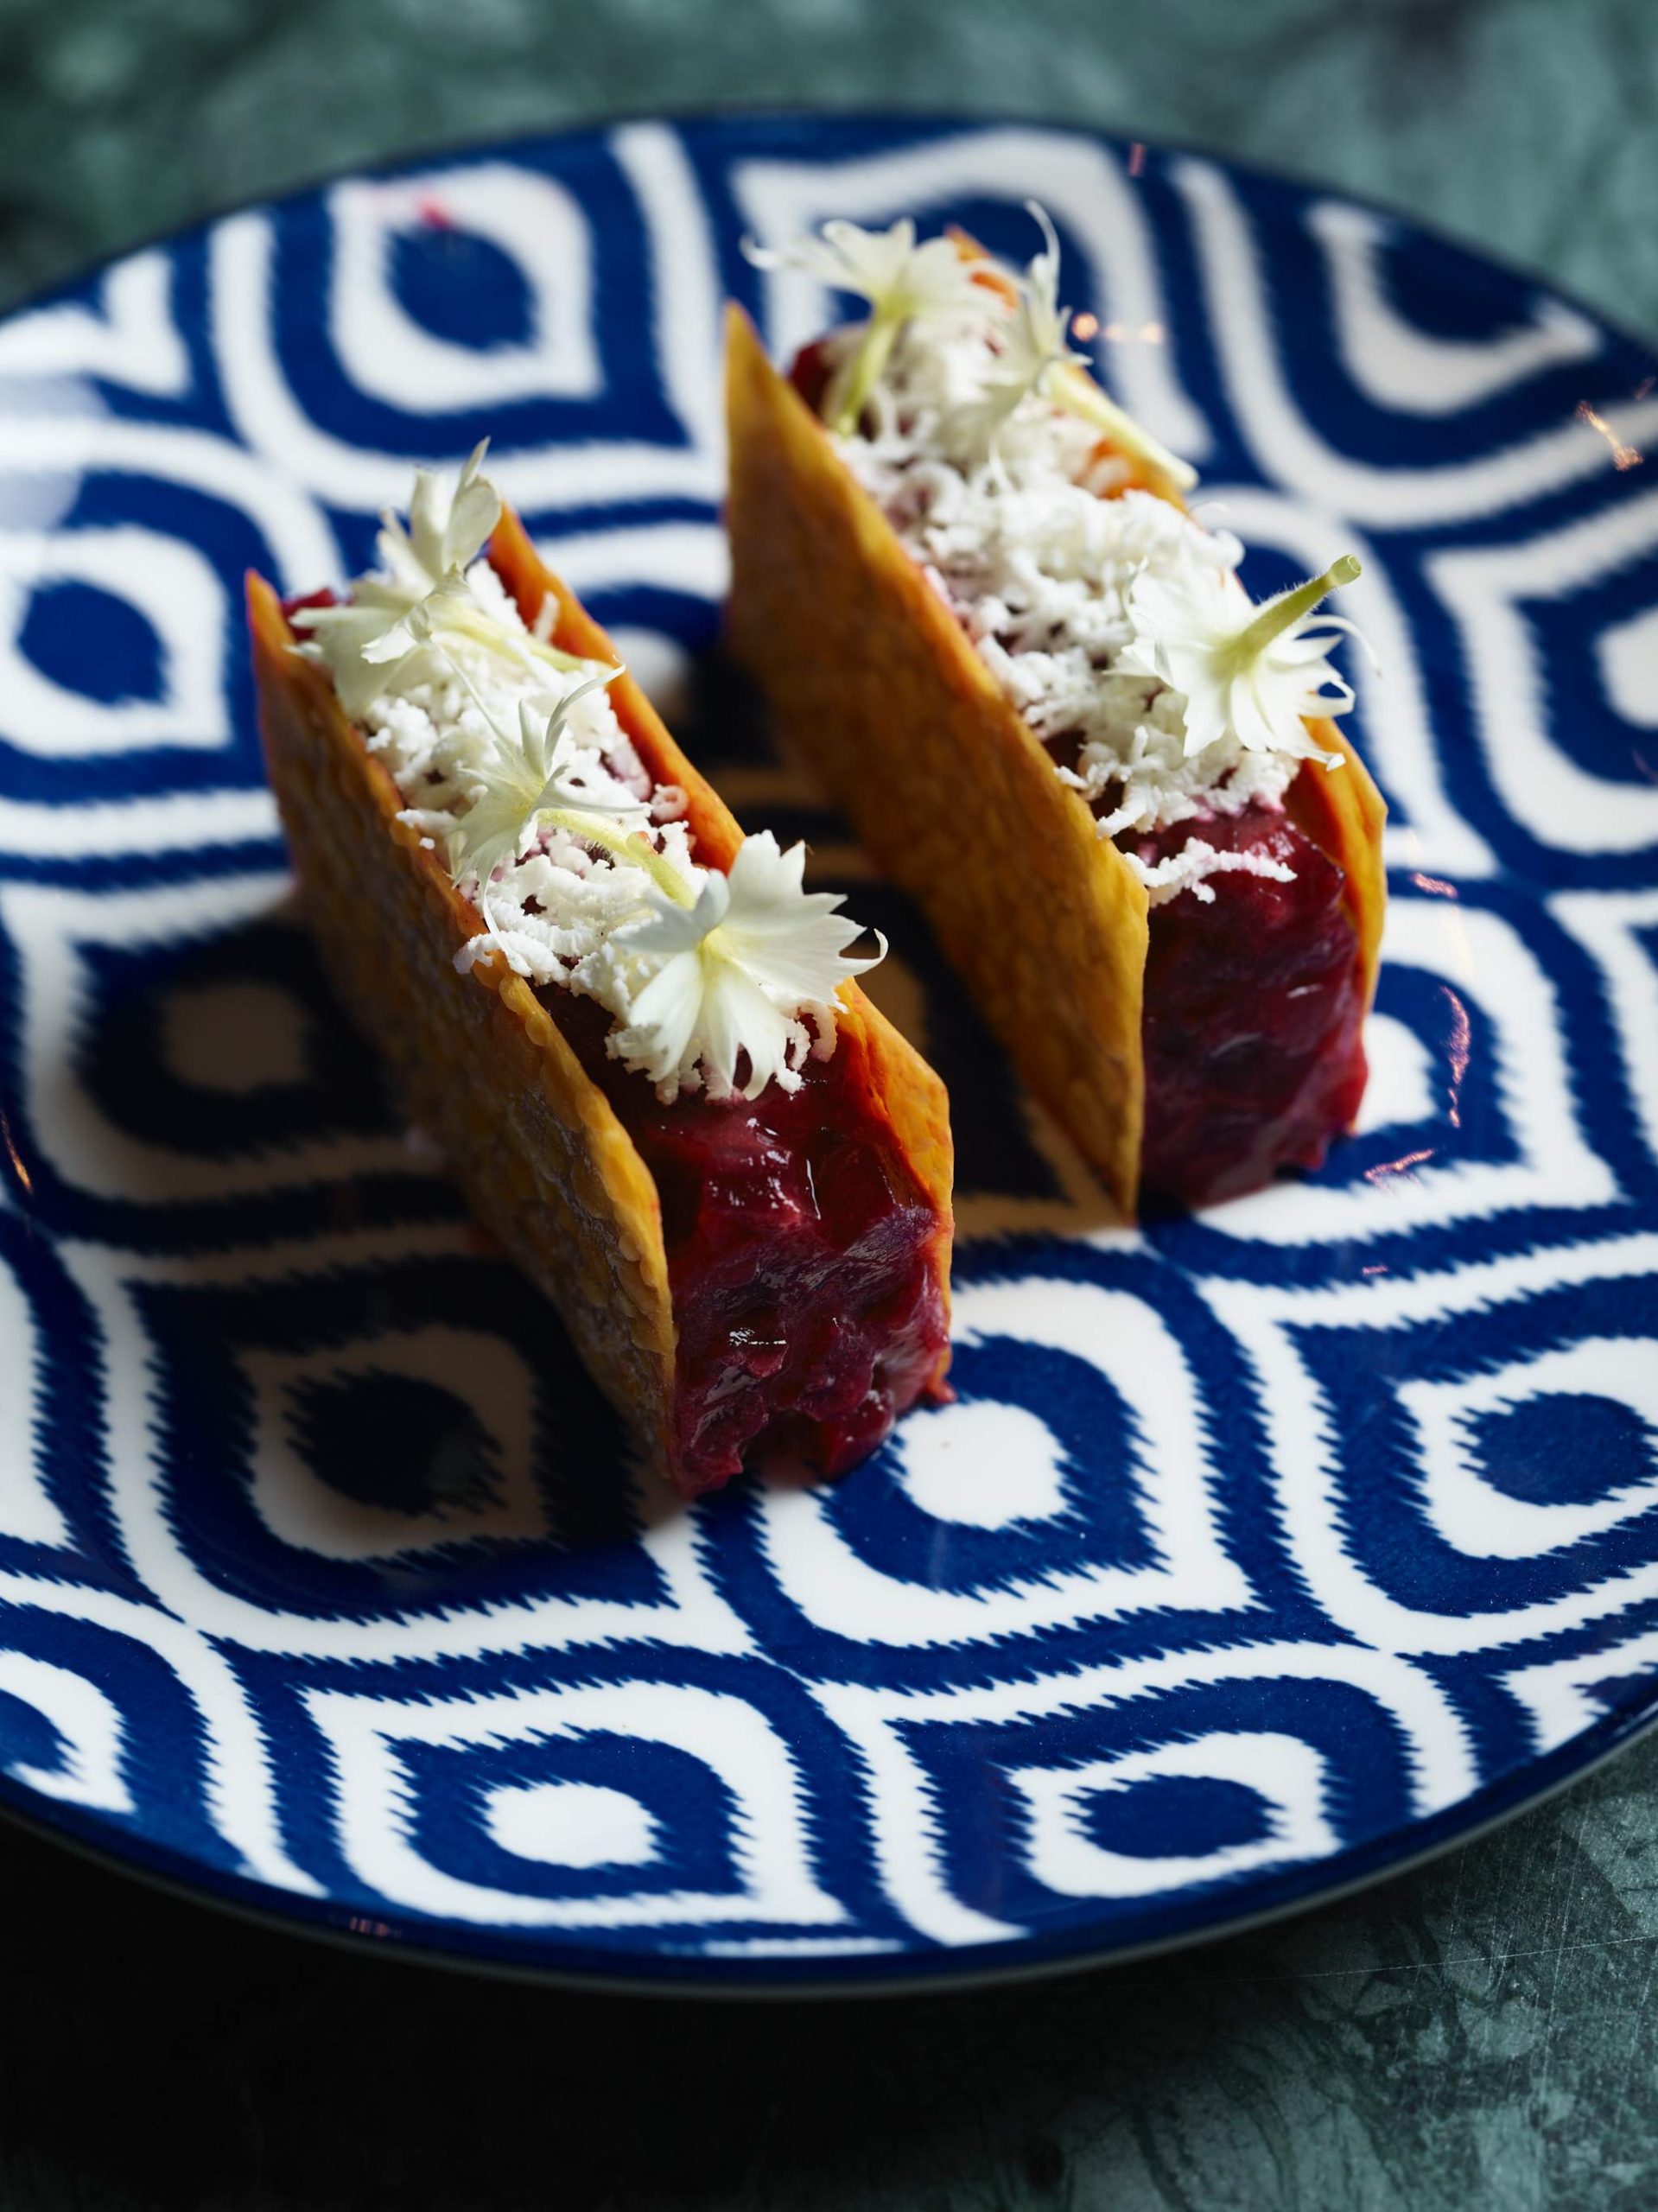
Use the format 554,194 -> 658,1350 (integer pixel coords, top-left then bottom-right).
2,0 -> 1655,340
3,2 -> 1656,2205
3,1738 -> 1657,2211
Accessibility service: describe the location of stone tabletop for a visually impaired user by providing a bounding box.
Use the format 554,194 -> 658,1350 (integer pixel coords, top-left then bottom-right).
3,0 -> 1655,342
3,1745 -> 1656,2209
2,3 -> 1655,2207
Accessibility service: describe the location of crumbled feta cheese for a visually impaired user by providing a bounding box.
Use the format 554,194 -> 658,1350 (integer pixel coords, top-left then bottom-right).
295,453 -> 882,1101
831,265 -> 1363,905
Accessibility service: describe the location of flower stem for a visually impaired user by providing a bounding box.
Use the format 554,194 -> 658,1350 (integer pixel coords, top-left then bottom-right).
543,809 -> 695,906
828,308 -> 903,434
443,597 -> 591,677
1236,555 -> 1362,663
434,644 -> 687,902
1051,362 -> 1198,492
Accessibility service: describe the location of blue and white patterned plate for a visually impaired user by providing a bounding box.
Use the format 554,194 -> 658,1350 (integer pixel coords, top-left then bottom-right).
2,114 -> 1655,1991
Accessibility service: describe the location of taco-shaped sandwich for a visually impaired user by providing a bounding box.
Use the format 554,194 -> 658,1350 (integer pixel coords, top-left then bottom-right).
725,211 -> 1385,1216
248,449 -> 952,1496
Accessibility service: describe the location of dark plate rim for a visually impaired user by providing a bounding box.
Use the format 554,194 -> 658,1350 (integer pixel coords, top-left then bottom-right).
3,104 -> 1654,365
2,105 -> 1655,1997
3,1688 -> 1655,1999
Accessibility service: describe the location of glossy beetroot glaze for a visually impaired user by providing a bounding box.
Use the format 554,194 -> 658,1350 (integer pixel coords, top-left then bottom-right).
286,586 -> 948,1496
555,995 -> 947,1496
790,337 -> 837,413
785,343 -> 1368,1213
1134,804 -> 1367,1210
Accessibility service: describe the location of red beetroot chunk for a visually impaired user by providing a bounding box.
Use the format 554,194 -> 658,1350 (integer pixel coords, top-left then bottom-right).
1134,802 -> 1368,1211
287,588 -> 946,1491
785,339 -> 1367,1215
552,995 -> 949,1495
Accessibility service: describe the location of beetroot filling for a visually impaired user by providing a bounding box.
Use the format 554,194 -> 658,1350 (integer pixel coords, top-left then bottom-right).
790,337 -> 837,413
285,588 -> 948,1493
1134,805 -> 1367,1211
553,995 -> 947,1495
785,345 -> 1368,1211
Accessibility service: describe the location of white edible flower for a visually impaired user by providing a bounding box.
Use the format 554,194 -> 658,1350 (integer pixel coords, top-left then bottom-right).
299,449 -> 889,1096
1120,551 -> 1369,763
1013,207 -> 1197,489
295,442 -> 589,720
290,575 -> 453,719
378,438 -> 502,596
601,831 -> 884,1101
820,205 -> 1379,905
443,671 -> 640,926
746,213 -> 989,328
746,216 -> 1000,432
298,557 -> 588,729
950,204 -> 1082,457
295,444 -> 505,712
869,203 -> 1197,491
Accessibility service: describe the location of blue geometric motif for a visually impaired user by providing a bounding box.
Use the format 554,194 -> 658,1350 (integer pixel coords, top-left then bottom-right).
0,115 -> 1655,1987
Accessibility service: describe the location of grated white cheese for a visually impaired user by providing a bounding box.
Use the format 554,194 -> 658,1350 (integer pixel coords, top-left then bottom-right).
340,562 -> 680,988
832,320 -> 1321,904
297,519 -> 881,1104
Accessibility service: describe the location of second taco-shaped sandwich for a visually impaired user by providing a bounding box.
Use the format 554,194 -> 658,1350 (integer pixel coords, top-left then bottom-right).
725,210 -> 1385,1216
249,448 -> 952,1496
